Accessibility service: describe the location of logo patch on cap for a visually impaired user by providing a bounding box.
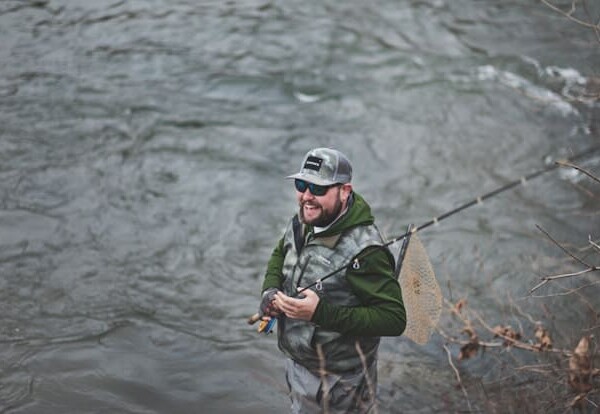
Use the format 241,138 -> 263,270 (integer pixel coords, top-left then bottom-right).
303,156 -> 323,172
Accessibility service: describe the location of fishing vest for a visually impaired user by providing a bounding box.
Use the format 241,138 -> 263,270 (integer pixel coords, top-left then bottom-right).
277,215 -> 392,374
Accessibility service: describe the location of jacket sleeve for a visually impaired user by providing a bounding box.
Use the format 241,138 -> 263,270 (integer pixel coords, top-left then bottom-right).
260,237 -> 285,293
311,246 -> 406,337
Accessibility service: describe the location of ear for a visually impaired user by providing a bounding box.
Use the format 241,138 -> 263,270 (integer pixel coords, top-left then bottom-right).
340,184 -> 353,201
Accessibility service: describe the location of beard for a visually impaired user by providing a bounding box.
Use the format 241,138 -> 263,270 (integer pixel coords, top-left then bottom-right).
299,196 -> 343,227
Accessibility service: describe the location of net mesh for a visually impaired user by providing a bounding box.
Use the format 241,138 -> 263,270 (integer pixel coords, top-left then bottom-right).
398,232 -> 442,344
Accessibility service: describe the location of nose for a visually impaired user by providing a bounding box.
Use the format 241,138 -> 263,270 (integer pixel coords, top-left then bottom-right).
300,189 -> 316,201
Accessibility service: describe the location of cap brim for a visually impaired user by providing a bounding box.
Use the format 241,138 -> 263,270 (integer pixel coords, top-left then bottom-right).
286,172 -> 336,186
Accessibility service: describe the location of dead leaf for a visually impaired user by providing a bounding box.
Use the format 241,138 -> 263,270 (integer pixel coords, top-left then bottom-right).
457,323 -> 480,361
462,325 -> 477,341
568,336 -> 592,394
534,325 -> 553,350
492,325 -> 505,337
492,325 -> 521,347
458,341 -> 479,361
573,336 -> 589,357
454,299 -> 467,314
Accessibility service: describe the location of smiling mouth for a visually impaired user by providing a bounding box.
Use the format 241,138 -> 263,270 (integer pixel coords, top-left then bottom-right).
303,203 -> 320,212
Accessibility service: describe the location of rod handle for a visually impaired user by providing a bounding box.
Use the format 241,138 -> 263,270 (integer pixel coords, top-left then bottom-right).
247,313 -> 260,325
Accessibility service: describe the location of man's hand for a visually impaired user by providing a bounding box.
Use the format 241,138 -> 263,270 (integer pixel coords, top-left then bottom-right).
259,288 -> 281,319
274,288 -> 320,321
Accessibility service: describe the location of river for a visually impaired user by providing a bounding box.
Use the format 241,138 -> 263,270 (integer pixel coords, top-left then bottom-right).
0,0 -> 598,412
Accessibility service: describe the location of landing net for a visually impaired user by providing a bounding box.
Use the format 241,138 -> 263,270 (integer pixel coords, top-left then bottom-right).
398,232 -> 442,344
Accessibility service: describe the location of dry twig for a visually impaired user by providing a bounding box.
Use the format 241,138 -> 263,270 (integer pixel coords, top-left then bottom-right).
316,343 -> 330,413
529,225 -> 599,294
355,341 -> 378,414
540,0 -> 600,42
556,160 -> 600,185
443,344 -> 474,412
443,298 -> 573,356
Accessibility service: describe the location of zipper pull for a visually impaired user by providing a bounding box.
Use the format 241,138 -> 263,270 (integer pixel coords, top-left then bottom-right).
316,279 -> 323,291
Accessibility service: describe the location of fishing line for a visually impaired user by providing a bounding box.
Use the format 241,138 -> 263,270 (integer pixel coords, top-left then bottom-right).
248,145 -> 600,326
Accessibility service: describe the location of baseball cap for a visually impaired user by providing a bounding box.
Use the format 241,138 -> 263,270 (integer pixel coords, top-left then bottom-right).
287,148 -> 352,186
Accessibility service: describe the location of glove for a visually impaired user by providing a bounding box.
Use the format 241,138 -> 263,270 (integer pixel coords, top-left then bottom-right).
259,288 -> 280,318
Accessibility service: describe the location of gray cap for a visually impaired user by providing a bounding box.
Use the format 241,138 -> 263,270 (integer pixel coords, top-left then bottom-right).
287,148 -> 352,186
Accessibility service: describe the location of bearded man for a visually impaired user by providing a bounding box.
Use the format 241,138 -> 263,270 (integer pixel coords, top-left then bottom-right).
258,147 -> 406,413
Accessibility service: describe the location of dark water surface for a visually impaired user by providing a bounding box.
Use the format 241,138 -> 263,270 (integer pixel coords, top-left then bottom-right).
1,0 -> 598,412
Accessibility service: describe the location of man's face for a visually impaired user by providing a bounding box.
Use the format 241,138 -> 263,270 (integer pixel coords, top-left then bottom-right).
296,182 -> 351,227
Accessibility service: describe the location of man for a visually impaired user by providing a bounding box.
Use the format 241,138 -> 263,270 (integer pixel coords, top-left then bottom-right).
258,147 -> 406,413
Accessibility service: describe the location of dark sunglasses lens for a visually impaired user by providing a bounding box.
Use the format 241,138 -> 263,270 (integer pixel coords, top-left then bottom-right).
310,184 -> 327,196
294,179 -> 329,196
294,179 -> 308,192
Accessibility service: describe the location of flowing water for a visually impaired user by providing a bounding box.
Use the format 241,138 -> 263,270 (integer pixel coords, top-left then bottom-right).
1,0 -> 599,412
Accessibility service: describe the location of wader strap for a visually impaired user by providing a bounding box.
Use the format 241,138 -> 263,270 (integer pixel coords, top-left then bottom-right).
292,214 -> 305,254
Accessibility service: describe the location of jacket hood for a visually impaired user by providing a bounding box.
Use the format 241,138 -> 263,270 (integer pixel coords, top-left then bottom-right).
314,192 -> 374,237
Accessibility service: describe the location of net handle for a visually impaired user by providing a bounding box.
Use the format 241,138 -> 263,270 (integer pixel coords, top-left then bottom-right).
395,224 -> 415,279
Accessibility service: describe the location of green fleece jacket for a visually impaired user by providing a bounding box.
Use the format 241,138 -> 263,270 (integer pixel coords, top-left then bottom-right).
261,192 -> 406,337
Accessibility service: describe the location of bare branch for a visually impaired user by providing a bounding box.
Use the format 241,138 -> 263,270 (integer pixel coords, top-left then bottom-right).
529,226 -> 600,293
441,299 -> 573,355
536,224 -> 594,268
529,279 -> 600,298
316,343 -> 331,413
355,342 -> 377,414
540,0 -> 600,42
438,328 -> 504,350
472,310 -> 572,356
513,363 -> 556,375
443,344 -> 474,412
530,267 -> 599,294
590,236 -> 600,253
556,160 -> 600,184
507,292 -> 542,325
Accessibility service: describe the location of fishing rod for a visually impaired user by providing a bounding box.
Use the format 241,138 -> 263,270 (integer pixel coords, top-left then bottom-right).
248,145 -> 600,326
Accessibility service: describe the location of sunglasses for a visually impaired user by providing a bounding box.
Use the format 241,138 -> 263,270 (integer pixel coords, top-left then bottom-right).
294,179 -> 339,196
